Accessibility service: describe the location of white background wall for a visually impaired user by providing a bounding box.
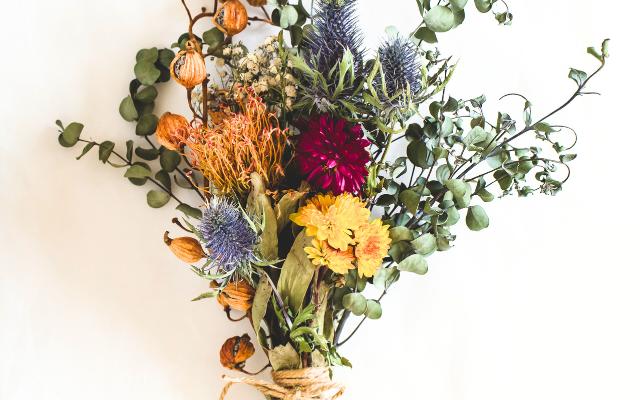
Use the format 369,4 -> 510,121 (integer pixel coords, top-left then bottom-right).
1,1 -> 639,399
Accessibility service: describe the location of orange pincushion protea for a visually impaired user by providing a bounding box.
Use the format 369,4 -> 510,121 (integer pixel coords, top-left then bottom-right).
184,87 -> 287,194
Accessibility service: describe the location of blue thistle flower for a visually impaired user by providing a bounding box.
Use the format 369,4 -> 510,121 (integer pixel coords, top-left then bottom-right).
303,0 -> 365,76
376,36 -> 422,103
197,199 -> 257,272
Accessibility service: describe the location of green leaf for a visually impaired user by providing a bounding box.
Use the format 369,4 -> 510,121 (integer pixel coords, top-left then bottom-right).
269,344 -> 301,372
158,49 -> 176,69
124,164 -> 152,179
373,266 -> 400,291
147,190 -> 171,208
389,226 -> 414,243
246,173 -> 278,262
397,254 -> 429,275
155,170 -> 171,191
450,0 -> 468,10
136,114 -> 158,136
136,48 -> 159,63
203,27 -> 225,48
560,153 -> 577,163
252,272 -> 272,336
365,300 -> 382,320
191,292 -> 214,302
474,0 -> 494,13
569,68 -> 588,87
399,190 -> 420,215
176,204 -> 202,219
59,122 -> 84,147
135,147 -> 160,161
160,149 -> 181,172
466,205 -> 490,231
412,233 -> 437,256
462,126 -> 488,147
277,233 -> 316,312
134,61 -> 161,86
445,179 -> 471,208
119,96 -> 138,122
98,141 -> 115,163
342,293 -> 367,316
126,140 -> 134,162
407,140 -> 431,168
424,6 -> 455,32
414,27 -> 438,43
76,141 -> 95,159
280,5 -> 299,29
134,86 -> 158,104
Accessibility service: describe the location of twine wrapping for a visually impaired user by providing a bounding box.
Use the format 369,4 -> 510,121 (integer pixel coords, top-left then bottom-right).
219,367 -> 345,400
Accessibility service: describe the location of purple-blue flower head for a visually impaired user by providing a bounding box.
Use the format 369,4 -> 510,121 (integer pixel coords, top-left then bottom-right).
197,198 -> 257,272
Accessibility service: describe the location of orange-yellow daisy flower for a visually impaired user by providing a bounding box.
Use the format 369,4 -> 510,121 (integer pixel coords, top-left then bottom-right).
354,219 -> 392,278
290,193 -> 370,251
304,239 -> 355,275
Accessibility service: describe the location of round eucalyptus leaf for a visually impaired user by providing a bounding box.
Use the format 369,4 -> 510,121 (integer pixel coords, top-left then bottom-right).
424,6 -> 455,33
466,205 -> 490,231
136,48 -> 159,63
158,49 -> 176,69
136,114 -> 158,136
134,146 -> 160,161
412,233 -> 437,256
119,96 -> 138,122
134,86 -> 158,104
176,204 -> 203,219
128,162 -> 150,186
203,27 -> 224,49
397,254 -> 429,275
279,5 -> 298,29
365,300 -> 382,320
342,293 -> 367,316
147,190 -> 171,209
407,140 -> 430,168
160,150 -> 181,172
450,0 -> 469,10
474,0 -> 494,13
134,61 -> 161,86
124,164 -> 152,179
59,122 -> 84,147
155,170 -> 171,191
414,27 -> 438,44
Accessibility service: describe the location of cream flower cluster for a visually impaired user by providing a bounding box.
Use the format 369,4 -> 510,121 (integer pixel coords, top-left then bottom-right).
222,36 -> 297,109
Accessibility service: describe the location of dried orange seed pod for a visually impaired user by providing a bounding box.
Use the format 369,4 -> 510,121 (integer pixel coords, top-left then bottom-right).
164,232 -> 206,263
169,40 -> 207,88
155,112 -> 189,151
220,334 -> 255,370
247,0 -> 267,6
215,279 -> 255,312
213,0 -> 248,36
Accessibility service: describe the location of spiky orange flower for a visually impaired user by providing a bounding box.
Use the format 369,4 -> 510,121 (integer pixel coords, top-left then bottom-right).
184,87 -> 287,194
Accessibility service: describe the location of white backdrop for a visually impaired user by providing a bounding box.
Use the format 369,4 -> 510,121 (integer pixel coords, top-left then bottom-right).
1,1 -> 639,399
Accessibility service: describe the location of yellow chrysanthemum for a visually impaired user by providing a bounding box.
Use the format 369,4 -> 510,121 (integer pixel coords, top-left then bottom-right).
354,219 -> 392,278
304,239 -> 355,275
290,193 -> 370,251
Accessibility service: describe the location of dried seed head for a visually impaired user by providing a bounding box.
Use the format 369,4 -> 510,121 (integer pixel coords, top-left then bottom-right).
212,279 -> 255,312
213,0 -> 248,36
155,112 -> 189,151
170,40 -> 207,88
164,232 -> 206,263
219,334 -> 255,370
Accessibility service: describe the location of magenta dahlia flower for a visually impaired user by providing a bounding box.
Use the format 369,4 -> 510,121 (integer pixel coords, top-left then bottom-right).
296,115 -> 370,194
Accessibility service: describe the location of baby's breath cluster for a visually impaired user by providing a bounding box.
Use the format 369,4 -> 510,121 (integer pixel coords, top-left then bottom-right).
223,36 -> 297,109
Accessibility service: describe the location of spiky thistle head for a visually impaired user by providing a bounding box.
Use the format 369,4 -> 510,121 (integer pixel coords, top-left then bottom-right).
197,198 -> 258,273
376,36 -> 422,104
303,0 -> 365,76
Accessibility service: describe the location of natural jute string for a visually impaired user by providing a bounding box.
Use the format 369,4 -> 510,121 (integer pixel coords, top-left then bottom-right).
219,367 -> 345,400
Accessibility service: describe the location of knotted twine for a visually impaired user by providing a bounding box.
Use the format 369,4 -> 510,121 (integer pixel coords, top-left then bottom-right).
219,367 -> 345,400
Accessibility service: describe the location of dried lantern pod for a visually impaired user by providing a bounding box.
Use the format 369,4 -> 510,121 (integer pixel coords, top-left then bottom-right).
155,112 -> 189,151
247,0 -> 267,6
211,279 -> 255,313
220,334 -> 255,370
213,0 -> 248,36
164,232 -> 207,263
169,40 -> 207,88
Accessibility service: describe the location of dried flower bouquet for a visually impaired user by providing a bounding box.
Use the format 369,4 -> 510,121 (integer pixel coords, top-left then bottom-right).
57,0 -> 608,398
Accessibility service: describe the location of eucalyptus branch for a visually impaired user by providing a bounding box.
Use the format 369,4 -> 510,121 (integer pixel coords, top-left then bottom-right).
336,291 -> 387,347
78,139 -> 186,205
